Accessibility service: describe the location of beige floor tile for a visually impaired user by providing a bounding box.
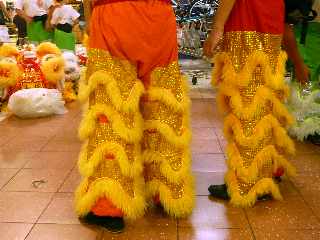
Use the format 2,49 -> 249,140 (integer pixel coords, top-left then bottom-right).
26,224 -> 100,240
254,229 -> 320,240
192,139 -> 222,154
0,152 -> 36,169
126,205 -> 176,228
192,127 -> 217,140
0,192 -> 53,222
214,127 -> 225,140
2,137 -> 49,152
14,126 -> 60,140
191,114 -> 214,128
38,193 -> 80,224
52,128 -> 80,142
179,227 -> 254,240
289,154 -> 320,174
192,154 -> 226,172
219,139 -> 228,152
0,169 -> 19,189
59,169 -> 81,193
3,169 -> 70,192
246,195 -> 320,230
194,172 -> 225,196
24,152 -> 78,170
42,140 -> 81,152
294,141 -> 320,154
179,196 -> 249,229
0,223 -> 33,240
101,224 -> 177,240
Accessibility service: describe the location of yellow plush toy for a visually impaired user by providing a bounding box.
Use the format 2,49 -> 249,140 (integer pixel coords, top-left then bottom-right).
0,44 -> 22,112
37,42 -> 65,90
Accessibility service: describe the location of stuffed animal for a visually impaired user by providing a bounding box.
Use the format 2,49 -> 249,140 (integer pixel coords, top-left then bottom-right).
37,42 -> 65,90
0,44 -> 22,112
62,51 -> 80,102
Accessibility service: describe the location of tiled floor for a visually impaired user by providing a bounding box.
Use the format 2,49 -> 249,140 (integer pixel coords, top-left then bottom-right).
0,94 -> 320,240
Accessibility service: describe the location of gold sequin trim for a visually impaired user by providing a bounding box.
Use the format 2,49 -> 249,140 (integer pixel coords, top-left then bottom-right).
223,31 -> 282,72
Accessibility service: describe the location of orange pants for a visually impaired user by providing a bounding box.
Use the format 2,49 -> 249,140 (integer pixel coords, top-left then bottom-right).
76,0 -> 194,219
89,0 -> 178,87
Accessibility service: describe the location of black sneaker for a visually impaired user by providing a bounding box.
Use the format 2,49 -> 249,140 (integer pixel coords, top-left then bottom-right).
208,184 -> 230,200
82,212 -> 124,233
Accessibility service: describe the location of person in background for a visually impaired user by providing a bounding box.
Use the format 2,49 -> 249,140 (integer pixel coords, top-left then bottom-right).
0,1 -> 10,45
13,14 -> 27,46
48,0 -> 80,51
15,0 -> 54,44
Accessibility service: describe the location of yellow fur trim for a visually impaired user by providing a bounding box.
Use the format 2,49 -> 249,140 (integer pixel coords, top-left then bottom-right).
147,87 -> 190,112
0,44 -> 19,57
142,149 -> 191,183
225,171 -> 283,208
78,142 -> 143,178
41,57 -> 65,84
227,143 -> 296,183
78,70 -> 145,113
212,51 -> 288,91
224,114 -> 295,155
144,120 -> 191,148
0,62 -> 21,88
79,104 -> 143,143
145,176 -> 195,218
217,84 -> 294,126
36,42 -> 61,57
75,177 -> 146,219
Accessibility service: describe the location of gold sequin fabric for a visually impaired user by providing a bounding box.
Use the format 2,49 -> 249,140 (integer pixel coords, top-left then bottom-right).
77,48 -> 144,216
142,62 -> 193,202
76,49 -> 193,217
216,31 -> 295,203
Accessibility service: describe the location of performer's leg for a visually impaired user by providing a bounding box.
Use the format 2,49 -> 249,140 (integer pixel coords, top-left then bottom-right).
141,62 -> 194,217
210,32 -> 296,207
75,5 -> 146,232
137,2 -> 194,217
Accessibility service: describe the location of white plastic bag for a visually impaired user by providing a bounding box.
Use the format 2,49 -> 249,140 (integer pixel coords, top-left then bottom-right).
8,88 -> 67,118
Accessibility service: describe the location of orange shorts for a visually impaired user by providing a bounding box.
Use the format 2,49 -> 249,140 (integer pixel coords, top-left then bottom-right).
89,0 -> 178,87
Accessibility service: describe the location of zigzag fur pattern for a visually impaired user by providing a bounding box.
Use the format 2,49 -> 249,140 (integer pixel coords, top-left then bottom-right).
145,176 -> 195,218
226,143 -> 296,183
225,171 -> 283,208
217,84 -> 294,126
224,114 -> 295,155
75,177 -> 146,219
142,149 -> 191,183
78,142 -> 143,178
78,70 -> 145,113
143,74 -> 193,216
78,103 -> 143,143
77,63 -> 146,218
212,51 -> 288,90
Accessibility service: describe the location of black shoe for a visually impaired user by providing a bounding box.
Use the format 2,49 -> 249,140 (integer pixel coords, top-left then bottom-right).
208,184 -> 230,200
82,212 -> 124,233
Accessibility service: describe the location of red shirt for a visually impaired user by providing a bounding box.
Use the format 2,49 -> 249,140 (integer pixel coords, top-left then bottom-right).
225,0 -> 285,34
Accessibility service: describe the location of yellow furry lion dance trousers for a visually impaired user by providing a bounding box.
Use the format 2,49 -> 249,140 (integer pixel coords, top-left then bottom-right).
75,0 -> 194,219
212,0 -> 296,207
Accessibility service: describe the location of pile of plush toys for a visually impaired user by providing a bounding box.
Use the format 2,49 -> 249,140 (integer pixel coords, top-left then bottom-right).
0,42 -> 83,118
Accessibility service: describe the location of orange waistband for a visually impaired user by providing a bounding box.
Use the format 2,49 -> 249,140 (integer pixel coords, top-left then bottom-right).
94,0 -> 171,7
